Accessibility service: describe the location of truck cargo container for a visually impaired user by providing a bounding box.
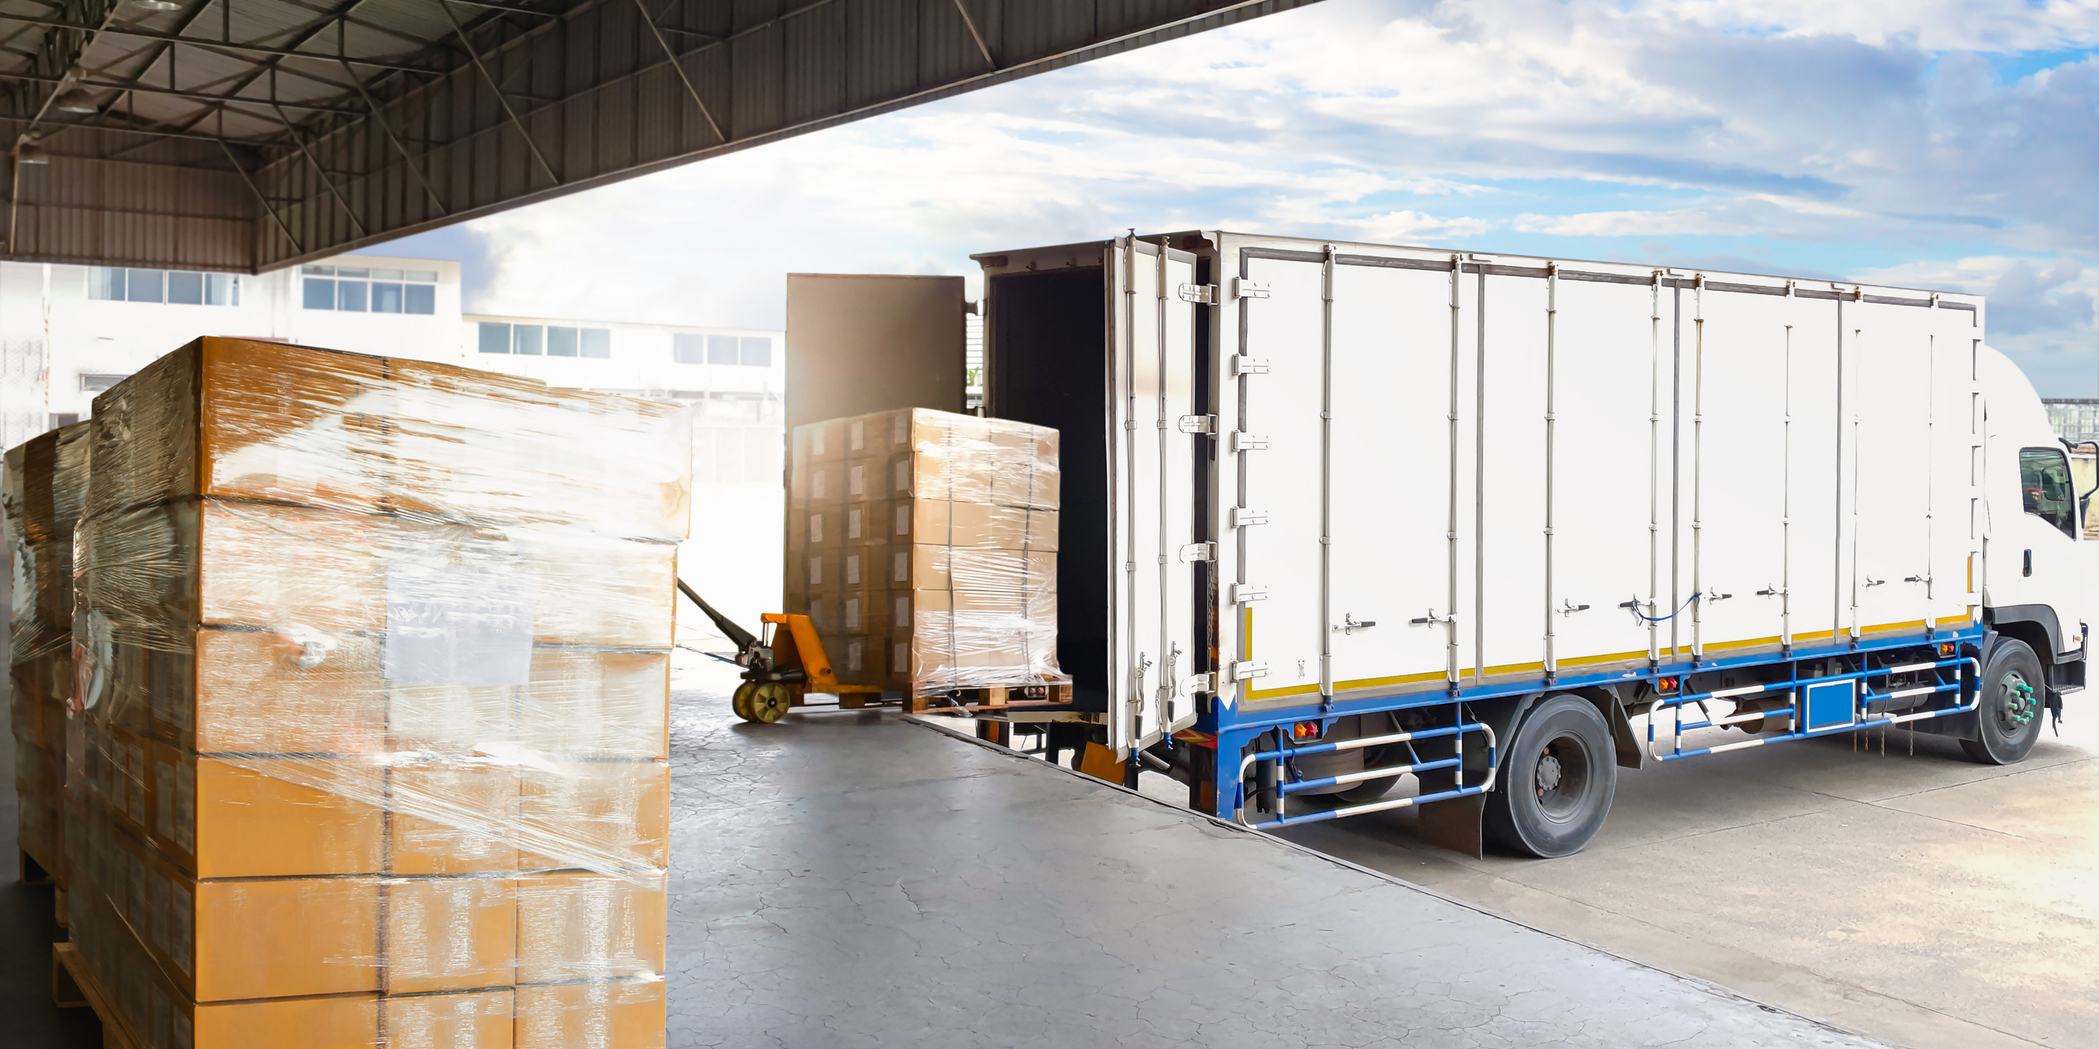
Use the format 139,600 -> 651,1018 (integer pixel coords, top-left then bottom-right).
793,232 -> 2094,857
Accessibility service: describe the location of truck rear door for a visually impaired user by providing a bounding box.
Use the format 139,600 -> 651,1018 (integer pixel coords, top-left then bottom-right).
1107,237 -> 1203,753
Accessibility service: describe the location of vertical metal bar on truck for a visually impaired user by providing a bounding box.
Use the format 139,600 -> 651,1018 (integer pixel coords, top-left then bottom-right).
1671,278 -> 1683,657
1156,239 -> 1173,726
1782,284 -> 1795,649
1124,234 -> 1142,744
1649,272 -> 1662,662
1447,255 -> 1463,687
1543,262 -> 1558,676
1835,289 -> 1850,643
1691,276 -> 1705,659
1850,310 -> 1864,642
1320,244 -> 1336,700
1475,259 -> 1488,684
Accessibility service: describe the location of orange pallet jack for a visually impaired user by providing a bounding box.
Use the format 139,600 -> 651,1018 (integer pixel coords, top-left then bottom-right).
679,580 -> 881,723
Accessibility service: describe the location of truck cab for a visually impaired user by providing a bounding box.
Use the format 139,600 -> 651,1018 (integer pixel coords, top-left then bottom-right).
1979,346 -> 2093,739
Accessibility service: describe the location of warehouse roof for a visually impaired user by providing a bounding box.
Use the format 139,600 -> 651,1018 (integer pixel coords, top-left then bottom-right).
0,0 -> 1319,272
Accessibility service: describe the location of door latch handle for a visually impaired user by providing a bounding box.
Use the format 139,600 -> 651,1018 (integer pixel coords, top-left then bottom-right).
2024,549 -> 2033,577
1334,614 -> 1377,635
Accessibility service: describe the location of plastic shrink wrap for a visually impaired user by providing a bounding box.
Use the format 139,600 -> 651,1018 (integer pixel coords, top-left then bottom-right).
8,420 -> 90,886
785,407 -> 1060,689
47,337 -> 688,1049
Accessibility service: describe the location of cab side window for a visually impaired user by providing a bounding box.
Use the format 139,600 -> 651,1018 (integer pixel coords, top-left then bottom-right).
2019,448 -> 2078,538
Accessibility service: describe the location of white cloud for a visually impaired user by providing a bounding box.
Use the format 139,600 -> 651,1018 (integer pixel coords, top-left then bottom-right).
404,0 -> 2098,394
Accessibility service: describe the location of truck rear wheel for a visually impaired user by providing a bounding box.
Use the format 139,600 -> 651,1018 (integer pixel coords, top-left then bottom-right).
1484,694 -> 1616,858
1961,639 -> 2045,765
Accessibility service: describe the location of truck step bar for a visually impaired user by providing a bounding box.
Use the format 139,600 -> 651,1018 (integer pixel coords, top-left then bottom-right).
1649,655 -> 1982,761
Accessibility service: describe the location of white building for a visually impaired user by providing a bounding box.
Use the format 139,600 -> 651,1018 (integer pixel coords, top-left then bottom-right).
0,253 -> 786,639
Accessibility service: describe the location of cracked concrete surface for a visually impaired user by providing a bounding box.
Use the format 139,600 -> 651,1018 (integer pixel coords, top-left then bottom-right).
668,691 -> 1892,1048
1277,715 -> 2099,1049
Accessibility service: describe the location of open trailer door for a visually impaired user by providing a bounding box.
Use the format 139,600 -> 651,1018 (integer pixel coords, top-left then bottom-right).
1106,236 -> 1206,755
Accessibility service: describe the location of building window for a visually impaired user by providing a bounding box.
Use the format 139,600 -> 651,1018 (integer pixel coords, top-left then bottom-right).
89,268 -> 125,300
547,326 -> 578,357
707,334 -> 740,365
303,264 -> 436,313
741,336 -> 772,367
478,322 -> 512,354
580,328 -> 611,358
672,333 -> 705,364
88,267 -> 238,305
167,270 -> 204,305
513,324 -> 544,355
79,373 -> 129,393
126,268 -> 163,303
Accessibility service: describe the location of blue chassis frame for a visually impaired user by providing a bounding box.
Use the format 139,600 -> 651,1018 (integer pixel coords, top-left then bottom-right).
1200,624 -> 1988,827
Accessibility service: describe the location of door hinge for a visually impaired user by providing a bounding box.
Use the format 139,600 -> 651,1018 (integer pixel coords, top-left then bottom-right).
1230,507 -> 1268,527
1230,660 -> 1268,682
1178,542 -> 1216,563
1180,672 -> 1216,697
1229,432 -> 1269,452
1177,414 -> 1217,434
1232,583 -> 1268,604
1177,283 -> 1217,304
1230,355 -> 1271,376
1233,278 -> 1271,300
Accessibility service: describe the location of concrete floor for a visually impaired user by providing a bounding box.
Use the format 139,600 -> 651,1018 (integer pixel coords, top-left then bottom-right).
670,694 -> 1888,1048
1273,712 -> 2099,1049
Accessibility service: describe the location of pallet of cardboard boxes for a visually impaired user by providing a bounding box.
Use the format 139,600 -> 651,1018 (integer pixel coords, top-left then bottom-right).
14,336 -> 688,1049
785,407 -> 1066,712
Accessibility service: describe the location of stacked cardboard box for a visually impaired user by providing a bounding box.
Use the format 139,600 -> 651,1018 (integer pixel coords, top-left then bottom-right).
7,420 -> 89,885
61,337 -> 686,1049
786,408 -> 1060,689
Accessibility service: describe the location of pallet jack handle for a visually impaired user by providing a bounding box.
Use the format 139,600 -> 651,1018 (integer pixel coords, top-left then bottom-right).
676,577 -> 763,664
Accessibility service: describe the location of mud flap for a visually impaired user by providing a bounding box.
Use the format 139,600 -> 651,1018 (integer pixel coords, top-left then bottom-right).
1607,694 -> 1645,770
1417,792 -> 1485,859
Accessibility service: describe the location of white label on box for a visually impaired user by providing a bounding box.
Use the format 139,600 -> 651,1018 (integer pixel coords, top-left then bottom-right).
893,551 -> 908,584
154,760 -> 175,839
895,505 -> 910,537
811,469 -> 826,500
383,564 -> 534,687
846,638 -> 864,673
849,464 -> 865,497
809,556 -> 824,587
176,768 -> 195,854
846,553 -> 861,585
172,883 -> 194,977
894,459 -> 909,495
809,513 -> 824,544
845,598 -> 862,631
848,507 -> 864,540
894,595 -> 909,622
850,420 -> 865,451
811,427 -> 825,456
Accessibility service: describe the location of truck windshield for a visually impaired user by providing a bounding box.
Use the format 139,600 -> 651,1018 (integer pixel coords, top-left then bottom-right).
2019,448 -> 2078,538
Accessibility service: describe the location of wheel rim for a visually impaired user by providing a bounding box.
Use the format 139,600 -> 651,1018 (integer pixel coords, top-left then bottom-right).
1534,733 -> 1593,823
752,683 -> 792,723
1994,670 -> 2038,733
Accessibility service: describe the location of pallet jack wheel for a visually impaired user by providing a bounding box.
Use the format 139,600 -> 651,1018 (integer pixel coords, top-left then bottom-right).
731,681 -> 758,721
748,682 -> 793,724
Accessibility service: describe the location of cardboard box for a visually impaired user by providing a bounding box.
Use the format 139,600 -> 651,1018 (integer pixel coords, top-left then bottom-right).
386,762 -> 521,875
142,739 -> 386,879
517,761 -> 670,872
88,337 -> 392,516
383,989 -> 516,1049
900,500 -> 1057,551
514,979 -> 666,1049
514,872 -> 668,984
515,647 -> 671,760
96,627 -> 389,756
381,876 -> 517,994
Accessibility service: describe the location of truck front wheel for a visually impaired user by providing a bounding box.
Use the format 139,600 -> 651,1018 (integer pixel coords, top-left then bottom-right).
1962,638 -> 2046,765
1483,694 -> 1617,858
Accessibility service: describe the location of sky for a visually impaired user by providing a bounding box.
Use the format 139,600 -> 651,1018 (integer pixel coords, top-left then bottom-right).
381,0 -> 2099,397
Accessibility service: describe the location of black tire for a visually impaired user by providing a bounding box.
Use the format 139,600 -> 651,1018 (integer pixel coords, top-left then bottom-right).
1961,638 -> 2045,765
1484,694 -> 1617,858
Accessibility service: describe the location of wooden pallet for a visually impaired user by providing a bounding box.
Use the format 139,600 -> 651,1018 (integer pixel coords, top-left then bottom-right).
904,680 -> 1075,715
52,941 -> 141,1049
20,846 -> 53,886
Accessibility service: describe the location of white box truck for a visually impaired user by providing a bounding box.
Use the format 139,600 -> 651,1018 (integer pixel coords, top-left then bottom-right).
796,231 -> 2095,857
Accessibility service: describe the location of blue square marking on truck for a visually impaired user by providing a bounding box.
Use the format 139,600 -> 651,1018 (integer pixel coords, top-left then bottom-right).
1803,681 -> 1856,733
